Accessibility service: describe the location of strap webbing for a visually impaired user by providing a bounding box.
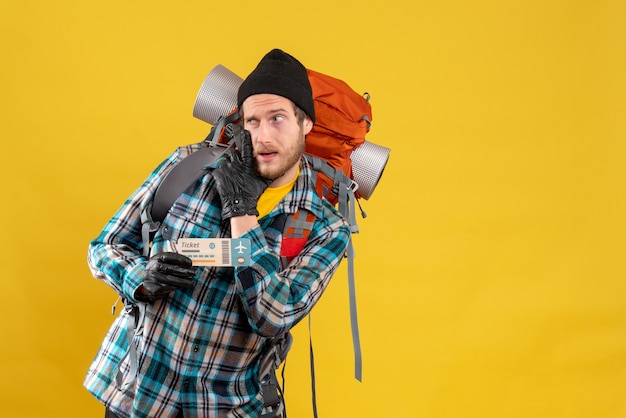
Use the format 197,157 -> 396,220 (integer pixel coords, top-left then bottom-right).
203,111 -> 240,146
115,302 -> 145,389
333,172 -> 363,381
309,315 -> 318,418
347,237 -> 362,382
140,204 -> 160,257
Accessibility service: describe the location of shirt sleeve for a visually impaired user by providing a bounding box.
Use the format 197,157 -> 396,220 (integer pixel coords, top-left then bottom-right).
87,147 -> 188,302
233,204 -> 351,337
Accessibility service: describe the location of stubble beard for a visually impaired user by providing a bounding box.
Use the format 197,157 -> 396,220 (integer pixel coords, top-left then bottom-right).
255,126 -> 305,180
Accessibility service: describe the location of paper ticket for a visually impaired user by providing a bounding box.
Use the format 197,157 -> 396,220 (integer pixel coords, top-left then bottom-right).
174,238 -> 251,267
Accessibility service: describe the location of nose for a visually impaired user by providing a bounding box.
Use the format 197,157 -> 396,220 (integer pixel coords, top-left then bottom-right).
255,121 -> 271,145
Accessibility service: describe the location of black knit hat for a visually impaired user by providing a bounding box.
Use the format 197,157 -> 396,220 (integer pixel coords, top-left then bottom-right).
237,49 -> 315,123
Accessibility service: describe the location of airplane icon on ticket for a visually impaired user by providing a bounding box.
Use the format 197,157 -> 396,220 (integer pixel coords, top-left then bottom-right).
235,241 -> 248,254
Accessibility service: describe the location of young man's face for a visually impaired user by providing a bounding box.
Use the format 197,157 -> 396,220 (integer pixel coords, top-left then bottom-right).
241,94 -> 313,187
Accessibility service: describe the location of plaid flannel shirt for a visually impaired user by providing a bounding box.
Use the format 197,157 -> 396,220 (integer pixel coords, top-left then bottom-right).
85,143 -> 350,417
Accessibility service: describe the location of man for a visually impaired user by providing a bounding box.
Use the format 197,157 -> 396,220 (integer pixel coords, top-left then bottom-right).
85,49 -> 350,417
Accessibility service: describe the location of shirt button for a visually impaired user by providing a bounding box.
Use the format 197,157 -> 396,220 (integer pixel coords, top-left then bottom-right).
183,380 -> 190,389
193,345 -> 199,352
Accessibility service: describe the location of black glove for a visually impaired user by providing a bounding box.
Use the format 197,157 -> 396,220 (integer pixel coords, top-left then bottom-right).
212,130 -> 272,219
139,252 -> 197,302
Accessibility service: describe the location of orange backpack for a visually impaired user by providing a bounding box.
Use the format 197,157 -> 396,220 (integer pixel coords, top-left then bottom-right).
305,68 -> 372,204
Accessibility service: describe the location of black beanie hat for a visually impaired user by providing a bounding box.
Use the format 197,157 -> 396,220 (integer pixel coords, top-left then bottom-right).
237,49 -> 315,123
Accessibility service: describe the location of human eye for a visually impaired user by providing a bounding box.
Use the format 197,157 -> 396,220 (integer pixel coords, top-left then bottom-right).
245,117 -> 259,127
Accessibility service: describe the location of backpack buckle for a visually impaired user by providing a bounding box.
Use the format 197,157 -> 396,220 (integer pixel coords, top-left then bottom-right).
348,179 -> 359,194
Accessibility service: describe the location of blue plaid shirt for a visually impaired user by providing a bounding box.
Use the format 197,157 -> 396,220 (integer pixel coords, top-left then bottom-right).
85,142 -> 350,417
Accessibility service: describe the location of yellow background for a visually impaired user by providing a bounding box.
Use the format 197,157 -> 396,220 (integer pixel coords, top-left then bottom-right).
1,0 -> 625,417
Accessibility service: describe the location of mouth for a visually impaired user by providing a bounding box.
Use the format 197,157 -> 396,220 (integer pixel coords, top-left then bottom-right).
256,150 -> 278,163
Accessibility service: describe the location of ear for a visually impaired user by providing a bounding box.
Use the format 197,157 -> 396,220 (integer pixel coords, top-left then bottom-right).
303,116 -> 313,135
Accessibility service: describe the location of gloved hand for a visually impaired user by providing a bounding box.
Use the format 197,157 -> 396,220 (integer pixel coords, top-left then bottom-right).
139,252 -> 197,302
212,130 -> 272,219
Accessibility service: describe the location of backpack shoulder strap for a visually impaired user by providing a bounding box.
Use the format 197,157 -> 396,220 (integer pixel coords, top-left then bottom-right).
151,143 -> 231,222
151,110 -> 241,224
139,141 -> 233,257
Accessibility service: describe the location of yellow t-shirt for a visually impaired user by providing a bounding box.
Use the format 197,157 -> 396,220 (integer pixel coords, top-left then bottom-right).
256,168 -> 300,218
